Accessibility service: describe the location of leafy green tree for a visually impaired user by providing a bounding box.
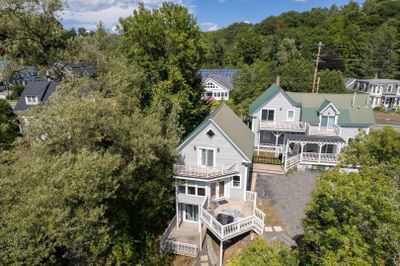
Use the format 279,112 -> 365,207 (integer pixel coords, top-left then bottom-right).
119,2 -> 208,133
0,99 -> 19,150
301,128 -> 400,265
233,28 -> 265,65
276,38 -> 301,65
227,237 -> 298,266
0,75 -> 181,264
317,70 -> 346,93
279,58 -> 314,92
231,60 -> 275,114
368,23 -> 399,78
0,0 -> 67,65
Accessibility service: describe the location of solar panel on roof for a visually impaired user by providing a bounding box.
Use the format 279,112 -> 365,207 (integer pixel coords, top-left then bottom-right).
198,69 -> 239,77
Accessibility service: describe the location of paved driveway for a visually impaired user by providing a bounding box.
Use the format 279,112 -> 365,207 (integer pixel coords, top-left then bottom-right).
256,170 -> 321,237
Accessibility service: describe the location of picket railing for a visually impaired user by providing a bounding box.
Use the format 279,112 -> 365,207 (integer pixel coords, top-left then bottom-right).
173,163 -> 239,179
160,215 -> 199,257
200,193 -> 265,241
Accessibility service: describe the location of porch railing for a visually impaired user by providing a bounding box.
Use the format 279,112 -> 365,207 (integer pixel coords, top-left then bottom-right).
173,163 -> 239,179
245,191 -> 257,202
259,121 -> 306,132
200,194 -> 265,241
286,154 -> 300,169
302,152 -> 338,163
160,215 -> 199,257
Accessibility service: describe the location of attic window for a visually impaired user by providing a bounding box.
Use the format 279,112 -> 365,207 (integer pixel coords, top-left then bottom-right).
206,129 -> 215,138
25,96 -> 39,105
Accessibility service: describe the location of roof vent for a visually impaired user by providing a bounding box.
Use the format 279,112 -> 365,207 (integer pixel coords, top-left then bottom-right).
206,129 -> 215,138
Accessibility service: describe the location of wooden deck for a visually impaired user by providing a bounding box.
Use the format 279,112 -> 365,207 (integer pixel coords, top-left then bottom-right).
213,199 -> 254,218
167,221 -> 200,246
253,163 -> 285,175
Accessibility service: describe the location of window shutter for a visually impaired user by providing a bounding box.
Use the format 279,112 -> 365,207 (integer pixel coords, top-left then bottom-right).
201,149 -> 206,166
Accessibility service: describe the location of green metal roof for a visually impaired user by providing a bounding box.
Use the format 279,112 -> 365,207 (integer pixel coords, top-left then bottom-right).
317,99 -> 333,113
287,92 -> 375,126
249,84 -> 300,115
179,103 -> 254,161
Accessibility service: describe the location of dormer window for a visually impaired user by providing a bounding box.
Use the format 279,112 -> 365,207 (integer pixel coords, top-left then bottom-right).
321,115 -> 335,129
25,96 -> 39,105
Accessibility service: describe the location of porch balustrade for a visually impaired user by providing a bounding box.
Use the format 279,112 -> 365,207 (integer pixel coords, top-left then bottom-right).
259,121 -> 306,132
302,152 -> 338,162
160,215 -> 199,257
173,163 -> 239,179
200,195 -> 265,241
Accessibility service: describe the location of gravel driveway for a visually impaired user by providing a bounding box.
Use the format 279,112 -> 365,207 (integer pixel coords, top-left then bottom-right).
256,170 -> 321,237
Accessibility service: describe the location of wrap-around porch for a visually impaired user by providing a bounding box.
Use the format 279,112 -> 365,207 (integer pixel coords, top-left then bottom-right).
283,134 -> 346,169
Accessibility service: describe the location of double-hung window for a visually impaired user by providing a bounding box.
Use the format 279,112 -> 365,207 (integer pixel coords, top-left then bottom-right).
321,116 -> 335,129
287,110 -> 294,121
199,148 -> 214,167
232,176 -> 241,188
261,109 -> 275,121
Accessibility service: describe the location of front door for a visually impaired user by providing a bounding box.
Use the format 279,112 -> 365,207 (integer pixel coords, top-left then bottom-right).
217,181 -> 225,198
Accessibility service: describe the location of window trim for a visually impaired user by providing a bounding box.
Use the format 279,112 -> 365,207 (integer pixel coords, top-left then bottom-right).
197,186 -> 206,196
187,185 -> 196,195
25,95 -> 39,105
287,110 -> 295,122
261,108 -> 275,122
197,146 -> 216,167
231,175 -> 241,189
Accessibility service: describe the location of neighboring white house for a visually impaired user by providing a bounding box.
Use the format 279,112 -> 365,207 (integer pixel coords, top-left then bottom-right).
199,69 -> 238,101
160,103 -> 265,262
249,84 -> 375,170
346,78 -> 400,110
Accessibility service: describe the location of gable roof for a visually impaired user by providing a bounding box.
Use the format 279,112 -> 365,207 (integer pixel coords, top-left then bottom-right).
249,84 -> 300,115
287,92 -> 375,126
317,99 -> 340,114
179,103 -> 254,162
14,81 -> 58,111
202,74 -> 234,91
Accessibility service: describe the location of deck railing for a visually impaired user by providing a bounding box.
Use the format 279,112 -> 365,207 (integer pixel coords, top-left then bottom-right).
160,215 -> 199,257
200,193 -> 265,241
245,191 -> 257,202
173,163 -> 239,179
259,121 -> 306,132
302,152 -> 338,163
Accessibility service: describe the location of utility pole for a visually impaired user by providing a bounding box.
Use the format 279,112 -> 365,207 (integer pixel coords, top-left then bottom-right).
316,76 -> 320,93
312,42 -> 323,93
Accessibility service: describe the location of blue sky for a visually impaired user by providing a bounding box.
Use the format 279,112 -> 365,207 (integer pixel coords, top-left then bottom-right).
60,0 -> 363,32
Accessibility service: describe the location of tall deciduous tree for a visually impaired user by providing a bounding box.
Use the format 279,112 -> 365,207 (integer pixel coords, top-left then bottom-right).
0,0 -> 67,65
0,75 -> 181,264
119,3 -> 208,133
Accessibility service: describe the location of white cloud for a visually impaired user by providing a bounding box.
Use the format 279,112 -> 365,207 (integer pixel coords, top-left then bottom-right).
201,22 -> 219,31
60,0 -> 193,31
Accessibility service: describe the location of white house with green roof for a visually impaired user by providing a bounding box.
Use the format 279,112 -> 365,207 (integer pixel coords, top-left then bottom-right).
160,103 -> 265,260
249,84 -> 375,170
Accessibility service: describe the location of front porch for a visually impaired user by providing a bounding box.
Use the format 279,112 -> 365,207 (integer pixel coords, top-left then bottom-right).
284,134 -> 345,170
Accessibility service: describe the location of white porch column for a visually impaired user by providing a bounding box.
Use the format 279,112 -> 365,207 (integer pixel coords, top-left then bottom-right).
283,141 -> 290,170
318,143 -> 323,163
300,143 -> 305,162
176,199 -> 179,229
219,241 -> 224,266
199,220 -> 202,251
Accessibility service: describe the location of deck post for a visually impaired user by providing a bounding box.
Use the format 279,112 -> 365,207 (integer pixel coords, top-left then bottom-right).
199,221 -> 202,251
318,143 -> 323,163
300,143 -> 304,162
176,199 -> 180,229
219,240 -> 224,266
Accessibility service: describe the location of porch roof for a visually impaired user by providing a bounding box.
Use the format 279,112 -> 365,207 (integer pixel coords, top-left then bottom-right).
286,134 -> 345,144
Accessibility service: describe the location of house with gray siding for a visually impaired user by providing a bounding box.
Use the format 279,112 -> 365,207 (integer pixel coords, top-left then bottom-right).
198,69 -> 238,100
160,103 -> 265,261
249,84 -> 375,170
347,79 -> 400,110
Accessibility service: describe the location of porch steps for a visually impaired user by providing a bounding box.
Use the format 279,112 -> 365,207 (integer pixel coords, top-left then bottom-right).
253,163 -> 285,175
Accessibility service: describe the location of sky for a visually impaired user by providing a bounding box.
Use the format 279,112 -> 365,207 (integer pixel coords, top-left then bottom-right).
60,0 -> 363,32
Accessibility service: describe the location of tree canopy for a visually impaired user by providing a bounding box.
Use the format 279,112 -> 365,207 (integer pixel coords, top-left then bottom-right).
0,99 -> 19,150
